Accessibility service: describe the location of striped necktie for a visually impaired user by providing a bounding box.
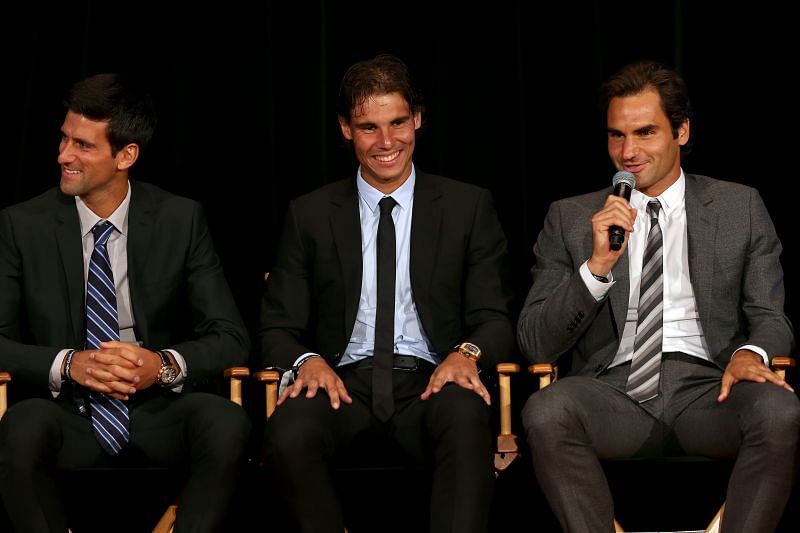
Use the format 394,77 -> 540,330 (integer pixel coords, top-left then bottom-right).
626,200 -> 664,403
86,221 -> 130,455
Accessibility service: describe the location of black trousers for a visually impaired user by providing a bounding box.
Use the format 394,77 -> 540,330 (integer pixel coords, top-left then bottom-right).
522,353 -> 800,533
0,391 -> 251,533
264,361 -> 495,533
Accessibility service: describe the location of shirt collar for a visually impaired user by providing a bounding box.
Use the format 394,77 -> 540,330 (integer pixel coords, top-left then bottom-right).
75,181 -> 132,237
356,164 -> 416,214
630,169 -> 685,217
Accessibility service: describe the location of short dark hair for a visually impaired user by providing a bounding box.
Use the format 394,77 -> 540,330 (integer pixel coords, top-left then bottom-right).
65,73 -> 157,156
337,54 -> 423,121
600,60 -> 693,152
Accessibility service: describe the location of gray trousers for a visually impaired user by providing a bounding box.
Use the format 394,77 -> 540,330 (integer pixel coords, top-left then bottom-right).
522,352 -> 800,533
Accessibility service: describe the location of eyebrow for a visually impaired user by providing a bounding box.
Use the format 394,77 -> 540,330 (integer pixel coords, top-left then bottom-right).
606,123 -> 658,136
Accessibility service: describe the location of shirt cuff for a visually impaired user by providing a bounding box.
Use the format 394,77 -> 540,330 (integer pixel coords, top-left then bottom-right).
734,345 -> 769,367
580,262 -> 615,302
49,349 -> 72,396
162,348 -> 187,392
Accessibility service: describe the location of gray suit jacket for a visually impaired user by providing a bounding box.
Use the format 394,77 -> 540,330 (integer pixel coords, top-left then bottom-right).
517,173 -> 794,376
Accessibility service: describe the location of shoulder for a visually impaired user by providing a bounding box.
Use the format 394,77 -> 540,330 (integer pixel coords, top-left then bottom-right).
2,186 -> 65,215
131,181 -> 202,213
290,177 -> 354,210
416,171 -> 487,199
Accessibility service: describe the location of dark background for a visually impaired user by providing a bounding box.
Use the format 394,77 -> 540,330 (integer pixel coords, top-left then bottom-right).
3,1 -> 797,531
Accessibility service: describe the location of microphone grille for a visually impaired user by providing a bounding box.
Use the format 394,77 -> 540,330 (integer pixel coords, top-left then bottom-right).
612,171 -> 636,189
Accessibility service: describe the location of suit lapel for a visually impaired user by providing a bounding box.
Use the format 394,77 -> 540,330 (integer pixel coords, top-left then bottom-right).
126,182 -> 155,344
330,179 -> 363,340
55,195 -> 86,346
610,248 -> 630,340
684,175 -> 715,336
410,173 -> 442,297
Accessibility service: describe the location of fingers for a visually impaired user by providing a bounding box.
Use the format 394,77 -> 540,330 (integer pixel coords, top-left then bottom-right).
281,374 -> 352,410
82,373 -> 135,399
421,367 -> 489,405
717,372 -> 735,403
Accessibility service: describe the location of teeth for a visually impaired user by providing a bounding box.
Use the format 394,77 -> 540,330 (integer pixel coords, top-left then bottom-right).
374,152 -> 400,162
64,168 -> 81,175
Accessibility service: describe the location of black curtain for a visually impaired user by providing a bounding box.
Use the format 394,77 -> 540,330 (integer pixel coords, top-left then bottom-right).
5,0 -> 796,363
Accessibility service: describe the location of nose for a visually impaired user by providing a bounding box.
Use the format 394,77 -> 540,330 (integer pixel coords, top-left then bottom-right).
621,136 -> 638,160
377,128 -> 393,147
57,139 -> 74,164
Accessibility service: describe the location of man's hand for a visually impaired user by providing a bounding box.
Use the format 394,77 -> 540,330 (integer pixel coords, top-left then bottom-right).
69,341 -> 162,399
421,352 -> 490,405
278,357 -> 353,410
587,195 -> 637,276
718,349 -> 795,402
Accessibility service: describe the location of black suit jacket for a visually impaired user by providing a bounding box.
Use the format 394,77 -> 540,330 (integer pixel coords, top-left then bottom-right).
0,181 -> 249,394
260,171 -> 515,372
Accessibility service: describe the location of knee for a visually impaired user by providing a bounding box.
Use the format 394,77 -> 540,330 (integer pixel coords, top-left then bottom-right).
426,384 -> 491,435
521,386 -> 580,450
0,399 -> 59,470
746,389 -> 800,445
264,396 -> 332,462
187,395 -> 251,461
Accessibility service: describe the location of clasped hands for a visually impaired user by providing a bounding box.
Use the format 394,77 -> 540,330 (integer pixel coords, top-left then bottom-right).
277,351 -> 489,410
67,341 -> 162,400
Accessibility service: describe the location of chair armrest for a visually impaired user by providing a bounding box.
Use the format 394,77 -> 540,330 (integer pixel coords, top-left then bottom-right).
254,369 -> 281,419
0,372 -> 11,420
224,367 -> 250,406
527,363 -> 557,389
494,363 -> 520,474
771,356 -> 796,380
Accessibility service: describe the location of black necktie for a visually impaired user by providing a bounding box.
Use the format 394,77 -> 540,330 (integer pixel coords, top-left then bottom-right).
372,196 -> 397,421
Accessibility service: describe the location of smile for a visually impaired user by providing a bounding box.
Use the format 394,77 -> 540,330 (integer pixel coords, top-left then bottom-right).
374,151 -> 400,163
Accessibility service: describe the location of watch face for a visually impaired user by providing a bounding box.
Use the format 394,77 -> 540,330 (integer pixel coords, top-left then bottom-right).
459,343 -> 481,360
159,366 -> 178,386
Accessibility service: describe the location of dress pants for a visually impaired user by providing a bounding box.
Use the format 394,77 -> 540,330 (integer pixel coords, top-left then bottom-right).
264,361 -> 495,533
0,391 -> 251,533
522,352 -> 800,533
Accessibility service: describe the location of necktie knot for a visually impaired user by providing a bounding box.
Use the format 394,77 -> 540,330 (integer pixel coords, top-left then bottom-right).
379,196 -> 397,216
92,221 -> 115,247
646,200 -> 661,221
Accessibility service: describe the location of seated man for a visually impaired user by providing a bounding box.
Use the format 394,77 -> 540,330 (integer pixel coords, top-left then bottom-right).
260,54 -> 515,533
0,73 -> 251,533
518,60 -> 799,533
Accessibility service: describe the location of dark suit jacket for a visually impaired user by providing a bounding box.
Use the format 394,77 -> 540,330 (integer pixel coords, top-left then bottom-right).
260,171 -> 515,372
0,181 -> 249,395
517,173 -> 794,376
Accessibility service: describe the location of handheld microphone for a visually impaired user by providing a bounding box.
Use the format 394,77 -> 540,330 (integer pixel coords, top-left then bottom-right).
609,171 -> 636,251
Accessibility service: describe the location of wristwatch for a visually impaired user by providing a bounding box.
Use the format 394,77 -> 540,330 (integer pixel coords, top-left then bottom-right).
455,342 -> 482,362
156,350 -> 179,387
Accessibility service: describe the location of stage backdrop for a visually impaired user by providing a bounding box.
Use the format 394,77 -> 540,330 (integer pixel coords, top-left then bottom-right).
4,1 -> 796,369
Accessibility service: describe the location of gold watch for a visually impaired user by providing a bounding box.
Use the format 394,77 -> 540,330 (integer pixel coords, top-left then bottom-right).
456,342 -> 482,362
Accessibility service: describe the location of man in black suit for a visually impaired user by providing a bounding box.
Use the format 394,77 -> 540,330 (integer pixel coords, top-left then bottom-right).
0,73 -> 251,532
261,54 -> 515,533
518,60 -> 799,532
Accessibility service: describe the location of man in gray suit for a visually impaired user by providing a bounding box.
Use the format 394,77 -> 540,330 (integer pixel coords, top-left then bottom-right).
518,60 -> 799,533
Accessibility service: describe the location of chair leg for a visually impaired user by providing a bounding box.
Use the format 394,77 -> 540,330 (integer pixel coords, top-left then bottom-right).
153,504 -> 177,533
705,502 -> 724,533
613,517 -> 624,532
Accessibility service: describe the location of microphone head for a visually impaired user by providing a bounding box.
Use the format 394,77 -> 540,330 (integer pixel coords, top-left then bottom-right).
612,170 -> 636,189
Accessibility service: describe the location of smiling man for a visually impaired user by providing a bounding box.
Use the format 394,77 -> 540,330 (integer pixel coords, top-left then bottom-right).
260,54 -> 515,533
517,60 -> 799,533
0,73 -> 250,532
